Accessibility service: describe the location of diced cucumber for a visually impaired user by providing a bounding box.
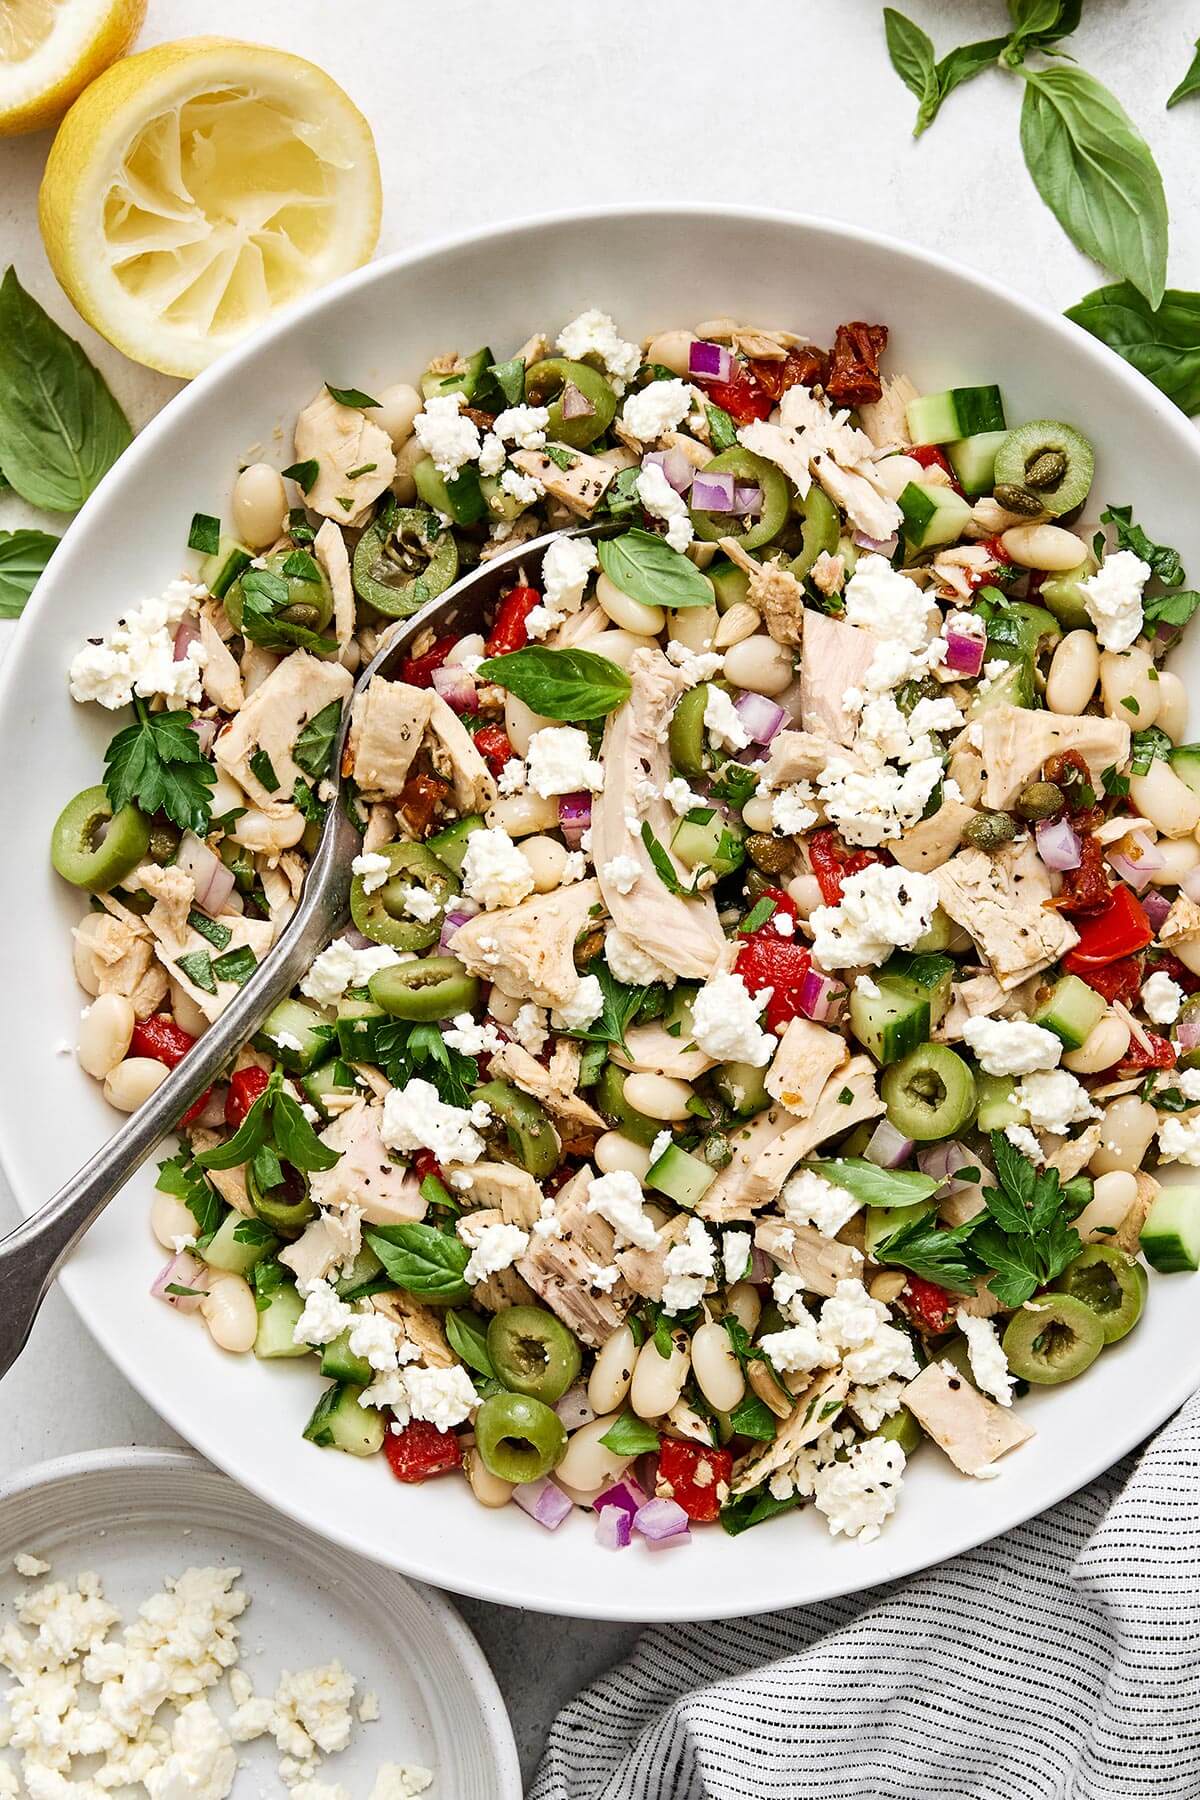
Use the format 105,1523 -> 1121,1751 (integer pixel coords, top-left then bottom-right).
594,1063 -> 660,1147
974,1070 -> 1028,1133
335,995 -> 392,1063
946,430 -> 1009,498
1032,974 -> 1106,1051
201,536 -> 253,599
302,1382 -> 387,1455
420,345 -> 492,402
898,482 -> 974,550
711,1060 -> 771,1117
708,557 -> 751,612
849,979 -> 929,1067
662,983 -> 700,1041
906,385 -> 1006,445
912,906 -> 964,954
967,658 -> 1035,717
881,951 -> 955,1029
646,1142 -> 716,1210
199,1210 -> 277,1278
254,998 -> 335,1074
1140,1186 -> 1200,1273
873,1404 -> 923,1455
426,813 -> 485,875
254,1285 -> 310,1360
320,1329 -> 374,1386
863,1200 -> 933,1258
1040,556 -> 1097,630
1169,744 -> 1200,800
982,600 -> 1061,664
670,808 -> 745,877
301,1058 -> 357,1120
334,1242 -> 386,1299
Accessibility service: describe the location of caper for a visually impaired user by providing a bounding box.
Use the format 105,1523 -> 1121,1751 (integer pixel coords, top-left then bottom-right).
1024,449 -> 1068,491
147,821 -> 181,864
745,832 -> 793,875
993,482 -> 1044,517
703,1132 -> 733,1170
1015,780 -> 1065,821
964,811 -> 1018,851
279,602 -> 322,629
743,868 -> 775,904
573,926 -> 605,969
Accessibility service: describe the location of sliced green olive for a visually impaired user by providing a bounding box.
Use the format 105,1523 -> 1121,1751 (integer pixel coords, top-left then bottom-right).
471,1079 -> 559,1177
689,448 -> 790,551
1053,1244 -> 1147,1344
524,357 -> 616,448
1002,1293 -> 1104,1384
474,1391 -> 567,1483
789,484 -> 841,582
992,420 -> 1095,519
225,548 -> 334,636
51,785 -> 151,892
486,1305 -> 582,1403
881,1044 -> 977,1142
246,1160 -> 315,1240
668,684 -> 713,778
368,955 -> 478,1021
351,505 -> 458,619
350,842 -> 458,951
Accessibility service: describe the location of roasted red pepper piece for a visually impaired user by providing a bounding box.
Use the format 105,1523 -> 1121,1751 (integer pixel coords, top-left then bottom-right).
412,1149 -> 444,1184
747,346 -> 829,401
734,924 -> 813,1033
130,1014 -> 194,1068
977,536 -> 1020,588
1063,885 -> 1153,971
225,1065 -> 270,1129
900,1274 -> 957,1336
806,827 -> 890,907
909,443 -> 962,493
825,321 -> 888,407
400,635 -> 458,688
485,585 -> 542,656
655,1437 -> 732,1523
1118,1030 -> 1177,1073
696,362 -> 773,424
384,1418 -> 463,1483
1075,954 -> 1143,1006
472,723 -> 515,775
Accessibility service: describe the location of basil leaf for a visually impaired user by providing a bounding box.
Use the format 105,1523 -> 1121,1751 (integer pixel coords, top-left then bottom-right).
281,548 -> 321,582
176,949 -> 216,993
272,1090 -> 339,1172
488,356 -> 525,407
366,1223 -> 471,1302
187,909 -> 232,950
720,1488 -> 802,1537
292,698 -> 344,780
800,1158 -> 939,1208
599,1413 -> 661,1455
883,8 -> 937,115
1144,588 -> 1200,631
232,1217 -> 277,1247
188,512 -> 221,556
1003,0 -> 1080,63
445,1309 -> 497,1379
0,528 -> 57,618
195,1092 -> 271,1170
1168,37 -> 1200,108
282,459 -> 319,492
1099,503 -> 1185,587
921,37 -> 1008,133
598,528 -> 713,610
248,747 -> 280,793
1019,66 -> 1168,309
1065,282 -> 1200,415
326,384 -> 380,408
601,465 -> 642,519
211,944 -> 257,987
165,1283 -> 204,1298
728,1394 -> 777,1443
0,268 -> 132,512
475,645 -> 630,721
704,404 -> 738,453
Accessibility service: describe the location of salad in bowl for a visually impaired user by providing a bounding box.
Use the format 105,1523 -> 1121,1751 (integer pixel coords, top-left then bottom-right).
50,301 -> 1200,1551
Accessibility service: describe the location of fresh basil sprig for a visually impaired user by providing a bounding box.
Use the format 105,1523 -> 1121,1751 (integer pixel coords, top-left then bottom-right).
195,1070 -> 339,1174
1065,283 -> 1200,415
293,699 -> 344,779
1167,37 -> 1200,109
1098,504 -> 1185,588
365,1222 -> 471,1303
0,268 -> 132,512
597,528 -> 713,610
475,645 -> 631,721
800,1157 -> 940,1208
0,529 -> 58,618
445,1309 -> 497,1379
599,1413 -> 661,1456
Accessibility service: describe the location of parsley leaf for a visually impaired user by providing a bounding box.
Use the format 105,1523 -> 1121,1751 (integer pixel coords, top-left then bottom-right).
563,961 -> 647,1052
728,1393 -> 777,1442
282,458 -> 319,492
872,1212 -> 983,1295
973,1131 -> 1083,1307
103,704 -> 216,834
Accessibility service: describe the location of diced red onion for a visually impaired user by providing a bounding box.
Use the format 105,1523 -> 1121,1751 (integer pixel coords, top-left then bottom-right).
512,1477 -> 573,1530
151,1251 -> 210,1312
439,909 -> 475,953
1182,867 -> 1200,905
1143,888 -> 1172,930
595,1505 -> 632,1550
558,792 -> 592,848
173,616 -> 201,661
943,624 -> 986,678
593,1475 -> 650,1520
1108,831 -> 1164,892
690,470 -> 737,513
632,1497 -> 691,1544
689,340 -> 733,383
194,1085 -> 229,1129
431,662 -> 477,712
748,1245 -> 775,1285
918,1139 -> 981,1193
642,448 -> 694,494
343,926 -> 374,951
1034,816 -> 1082,873
733,690 -> 788,746
798,966 -> 844,1023
560,381 -> 595,421
732,482 -> 763,515
554,1384 -> 596,1430
188,716 -> 218,755
1177,1014 -> 1200,1053
864,1119 -> 914,1169
852,530 -> 899,557
176,831 -> 237,917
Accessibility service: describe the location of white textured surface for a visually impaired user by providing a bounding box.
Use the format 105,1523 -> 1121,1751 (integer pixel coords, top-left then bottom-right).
1,0 -> 1198,1779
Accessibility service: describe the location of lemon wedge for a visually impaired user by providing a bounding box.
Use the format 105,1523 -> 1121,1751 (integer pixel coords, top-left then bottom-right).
0,0 -> 145,137
39,37 -> 381,377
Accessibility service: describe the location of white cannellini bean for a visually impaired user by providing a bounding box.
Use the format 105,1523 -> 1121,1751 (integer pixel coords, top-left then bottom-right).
464,1450 -> 514,1508
487,792 -> 560,837
630,1332 -> 691,1420
446,632 -> 486,668
643,329 -> 695,377
486,987 -> 524,1026
587,1324 -> 637,1415
691,1320 -> 746,1412
741,795 -> 775,833
556,1413 -> 634,1492
375,382 -> 422,450
1129,757 -> 1200,839
103,1057 -> 169,1113
77,992 -> 135,1079
593,1131 -> 653,1179
1171,936 -> 1200,978
518,835 -> 571,893
169,978 -> 210,1040
1000,523 -> 1089,571
1045,630 -> 1100,716
1154,670 -> 1189,742
151,1190 -> 198,1251
1089,1096 -> 1159,1176
1099,647 -> 1160,728
200,1273 -> 258,1354
622,1072 -> 694,1121
231,807 -> 307,854
582,630 -> 645,670
724,1281 -> 762,1335
596,571 -> 665,635
786,874 -> 823,918
714,602 -> 761,650
1150,837 -> 1200,886
72,914 -> 111,996
1063,1013 -> 1131,1075
231,463 -> 287,550
504,691 -> 554,755
391,432 -> 426,504
1072,1170 -> 1138,1244
668,602 -> 718,654
871,454 -> 925,501
209,770 -> 247,819
722,634 -> 794,696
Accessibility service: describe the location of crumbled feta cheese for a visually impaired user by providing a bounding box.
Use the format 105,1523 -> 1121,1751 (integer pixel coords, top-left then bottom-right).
508,1002 -> 548,1056
357,1691 -> 380,1724
665,642 -> 724,686
809,863 -> 939,969
404,1363 -> 477,1432
531,1193 -> 564,1240
492,404 -> 550,449
702,684 -> 751,751
771,783 -> 819,836
856,975 -> 881,1000
1142,969 -> 1184,1025
442,1013 -> 504,1056
649,1129 -> 674,1165
958,1312 -> 1015,1406
585,1169 -> 658,1250
370,1766 -> 433,1800
68,580 -> 208,709
588,1261 -> 622,1293
662,775 -> 705,814
961,1015 -> 1063,1076
556,310 -> 641,386
351,852 -> 391,895
605,927 -> 676,987
460,1220 -> 529,1286
460,825 -> 535,909
621,379 -> 692,441
345,1313 -> 406,1374
300,938 -> 402,1006
293,1280 -> 354,1347
381,1078 -> 490,1166
848,1376 -> 907,1431
759,1317 -> 838,1375
525,726 -> 604,797
602,853 -> 641,895
13,1554 -> 50,1579
412,392 -> 480,479
500,467 -> 543,506
780,1167 -> 859,1238
477,432 -> 506,476
1079,550 -> 1150,652
812,1435 -> 906,1543
690,971 -> 775,1066
551,973 -> 605,1030
843,555 -> 942,692
636,460 -> 693,552
816,755 -> 945,847
540,535 -> 598,616
394,884 -> 441,924
1014,1067 -> 1099,1134
1004,1123 -> 1044,1162
146,1696 -> 236,1800
722,1229 -> 752,1285
1174,1068 -> 1200,1102
661,1217 -> 716,1313
497,756 -> 528,795
1158,1112 -> 1200,1165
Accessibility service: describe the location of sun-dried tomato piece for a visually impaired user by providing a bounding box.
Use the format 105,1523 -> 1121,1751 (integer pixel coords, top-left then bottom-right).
1074,955 -> 1144,1006
398,772 -> 449,837
1047,834 -> 1111,915
747,346 -> 829,401
825,321 -> 889,407
1118,1030 -> 1177,1074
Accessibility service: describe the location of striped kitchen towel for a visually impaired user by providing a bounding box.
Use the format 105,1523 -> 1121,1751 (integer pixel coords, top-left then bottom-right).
529,1390 -> 1200,1800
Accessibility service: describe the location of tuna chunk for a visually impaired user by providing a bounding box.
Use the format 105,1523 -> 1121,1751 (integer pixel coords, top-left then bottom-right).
800,610 -> 877,745
443,1161 -> 543,1228
935,838 -> 1079,989
755,1219 -> 864,1298
279,1209 -> 362,1289
857,373 -> 918,451
487,1039 -> 605,1135
1160,895 -> 1200,946
216,652 -> 352,815
199,607 -> 244,712
452,879 -> 603,1010
977,704 -> 1131,811
73,911 -> 168,1020
348,677 -> 433,799
730,1370 -> 849,1497
309,1100 -> 426,1225
761,728 -> 863,788
716,538 -> 808,647
765,1018 -> 848,1118
510,445 -> 614,514
903,1357 -> 1034,1476
515,1166 -> 635,1347
371,1290 -> 454,1367
616,1212 -> 690,1302
292,388 -> 395,526
811,454 -> 900,541
592,648 -> 726,981
314,519 -> 356,658
427,691 -> 497,813
135,862 -> 195,956
611,1020 -> 715,1083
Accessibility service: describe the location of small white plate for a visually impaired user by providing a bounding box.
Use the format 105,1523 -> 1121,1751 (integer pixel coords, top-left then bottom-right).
0,1447 -> 520,1798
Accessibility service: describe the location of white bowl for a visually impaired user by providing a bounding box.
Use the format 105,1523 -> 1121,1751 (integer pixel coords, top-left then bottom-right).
2,206 -> 1197,1622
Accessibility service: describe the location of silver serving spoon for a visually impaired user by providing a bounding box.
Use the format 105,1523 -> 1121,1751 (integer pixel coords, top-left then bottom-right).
0,523 -> 604,1378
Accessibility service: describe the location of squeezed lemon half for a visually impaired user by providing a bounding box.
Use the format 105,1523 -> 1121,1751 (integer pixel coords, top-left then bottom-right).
39,37 -> 382,377
0,0 -> 145,137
